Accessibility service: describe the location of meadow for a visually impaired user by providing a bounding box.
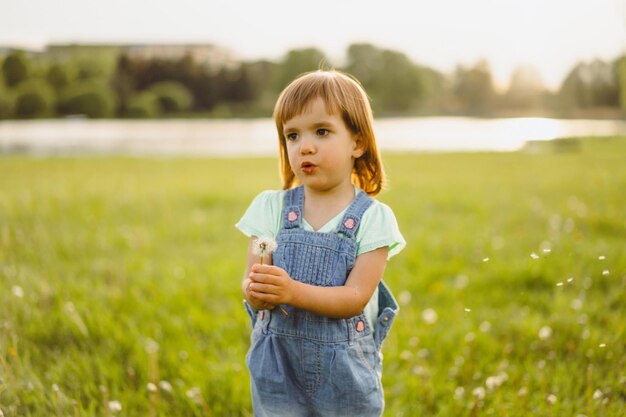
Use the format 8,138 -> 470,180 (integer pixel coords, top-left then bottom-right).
0,136 -> 625,416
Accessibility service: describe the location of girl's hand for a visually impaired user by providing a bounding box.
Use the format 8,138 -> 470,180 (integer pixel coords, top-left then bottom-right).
248,264 -> 298,306
244,277 -> 277,311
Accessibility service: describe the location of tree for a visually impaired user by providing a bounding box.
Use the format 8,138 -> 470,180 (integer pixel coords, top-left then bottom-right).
345,43 -> 428,114
273,48 -> 328,92
453,60 -> 497,115
618,56 -> 626,114
2,51 -> 29,87
559,59 -> 619,110
504,65 -> 546,110
14,79 -> 55,118
147,81 -> 193,113
57,80 -> 116,118
46,63 -> 71,92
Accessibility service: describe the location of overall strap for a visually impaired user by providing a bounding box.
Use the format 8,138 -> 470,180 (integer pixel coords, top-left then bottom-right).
281,186 -> 304,229
336,190 -> 374,238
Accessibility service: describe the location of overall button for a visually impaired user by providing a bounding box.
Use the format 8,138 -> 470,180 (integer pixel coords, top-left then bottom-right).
356,320 -> 365,332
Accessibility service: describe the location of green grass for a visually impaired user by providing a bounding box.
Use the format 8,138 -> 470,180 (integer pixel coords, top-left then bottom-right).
1,137 -> 625,416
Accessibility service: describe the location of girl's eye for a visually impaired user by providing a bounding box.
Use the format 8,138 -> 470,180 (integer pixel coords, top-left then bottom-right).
317,128 -> 329,136
286,133 -> 298,141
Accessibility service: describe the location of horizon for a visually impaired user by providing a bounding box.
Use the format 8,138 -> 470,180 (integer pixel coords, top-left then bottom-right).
1,0 -> 624,91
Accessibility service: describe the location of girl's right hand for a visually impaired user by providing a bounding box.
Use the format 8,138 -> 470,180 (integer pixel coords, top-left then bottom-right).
244,277 -> 277,311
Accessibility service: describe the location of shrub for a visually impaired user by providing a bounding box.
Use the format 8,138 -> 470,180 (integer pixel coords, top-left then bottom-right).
57,80 -> 116,118
13,79 -> 55,118
125,91 -> 160,118
0,85 -> 14,119
147,81 -> 193,114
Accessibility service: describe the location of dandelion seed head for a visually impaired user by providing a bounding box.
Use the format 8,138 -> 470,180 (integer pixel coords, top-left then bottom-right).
593,389 -> 603,400
52,383 -> 59,392
547,394 -> 557,404
399,350 -> 413,361
108,400 -> 122,413
486,372 -> 508,390
454,386 -> 465,400
422,308 -> 438,324
398,290 -> 411,306
465,332 -> 476,343
518,387 -> 528,396
479,321 -> 492,332
417,348 -> 430,359
412,365 -> 428,376
570,299 -> 583,310
159,380 -> 173,393
472,387 -> 486,400
252,236 -> 277,258
11,285 -> 23,298
186,387 -> 201,399
539,326 -> 553,340
408,336 -> 419,347
147,382 -> 157,392
144,339 -> 159,354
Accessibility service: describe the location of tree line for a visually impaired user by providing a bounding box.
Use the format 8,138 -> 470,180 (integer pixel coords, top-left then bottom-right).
0,43 -> 624,119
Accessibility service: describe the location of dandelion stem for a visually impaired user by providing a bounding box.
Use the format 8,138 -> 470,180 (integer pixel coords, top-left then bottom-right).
259,251 -> 288,316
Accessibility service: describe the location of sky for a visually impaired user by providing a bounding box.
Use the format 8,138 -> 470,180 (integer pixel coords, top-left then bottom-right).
1,0 -> 624,90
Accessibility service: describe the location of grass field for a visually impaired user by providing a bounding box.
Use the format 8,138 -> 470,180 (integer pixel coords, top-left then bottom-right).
1,136 -> 625,416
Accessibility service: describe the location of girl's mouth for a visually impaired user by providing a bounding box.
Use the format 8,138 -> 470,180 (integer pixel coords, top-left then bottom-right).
301,162 -> 317,174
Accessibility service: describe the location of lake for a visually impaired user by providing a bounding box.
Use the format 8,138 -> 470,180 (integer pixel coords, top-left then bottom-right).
1,117 -> 625,156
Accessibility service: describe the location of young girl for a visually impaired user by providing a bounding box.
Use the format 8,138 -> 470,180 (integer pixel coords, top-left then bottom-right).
236,70 -> 405,416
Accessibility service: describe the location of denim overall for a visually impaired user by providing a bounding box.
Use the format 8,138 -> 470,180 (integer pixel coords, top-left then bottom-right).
245,186 -> 399,417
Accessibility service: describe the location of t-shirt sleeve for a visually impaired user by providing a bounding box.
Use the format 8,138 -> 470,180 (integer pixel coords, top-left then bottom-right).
357,201 -> 406,260
235,190 -> 283,239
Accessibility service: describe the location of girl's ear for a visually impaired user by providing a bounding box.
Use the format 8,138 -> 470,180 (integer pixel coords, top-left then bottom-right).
352,134 -> 366,159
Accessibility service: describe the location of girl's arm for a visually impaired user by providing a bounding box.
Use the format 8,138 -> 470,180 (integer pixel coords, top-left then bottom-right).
247,246 -> 388,318
242,236 -> 277,311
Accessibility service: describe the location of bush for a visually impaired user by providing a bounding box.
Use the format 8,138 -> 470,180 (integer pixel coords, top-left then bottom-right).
147,81 -> 193,114
2,51 -> 29,87
125,91 -> 160,118
57,80 -> 116,118
13,79 -> 55,118
0,85 -> 14,119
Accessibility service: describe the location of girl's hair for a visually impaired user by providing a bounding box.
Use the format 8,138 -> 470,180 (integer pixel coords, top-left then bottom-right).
273,69 -> 385,196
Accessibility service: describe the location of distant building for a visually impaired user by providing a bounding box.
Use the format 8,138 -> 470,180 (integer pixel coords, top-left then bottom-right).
124,44 -> 236,71
0,43 -> 237,71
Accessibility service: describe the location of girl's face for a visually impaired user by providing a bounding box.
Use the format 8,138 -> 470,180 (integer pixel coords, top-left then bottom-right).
282,97 -> 364,194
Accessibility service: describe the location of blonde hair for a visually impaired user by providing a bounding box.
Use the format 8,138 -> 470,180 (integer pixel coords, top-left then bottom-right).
273,70 -> 385,196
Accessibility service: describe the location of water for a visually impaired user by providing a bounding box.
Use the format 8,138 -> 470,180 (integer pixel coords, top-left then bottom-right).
1,117 -> 625,156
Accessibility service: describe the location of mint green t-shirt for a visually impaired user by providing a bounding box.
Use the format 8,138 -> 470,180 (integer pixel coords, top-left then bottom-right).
236,186 -> 405,329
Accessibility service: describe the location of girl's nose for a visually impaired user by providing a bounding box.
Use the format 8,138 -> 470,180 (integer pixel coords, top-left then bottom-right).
300,135 -> 315,154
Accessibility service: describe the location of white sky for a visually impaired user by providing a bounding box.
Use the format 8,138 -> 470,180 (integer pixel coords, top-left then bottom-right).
1,0 -> 624,90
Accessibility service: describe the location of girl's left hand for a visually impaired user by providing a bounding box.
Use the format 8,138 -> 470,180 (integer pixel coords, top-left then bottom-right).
248,264 -> 297,306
